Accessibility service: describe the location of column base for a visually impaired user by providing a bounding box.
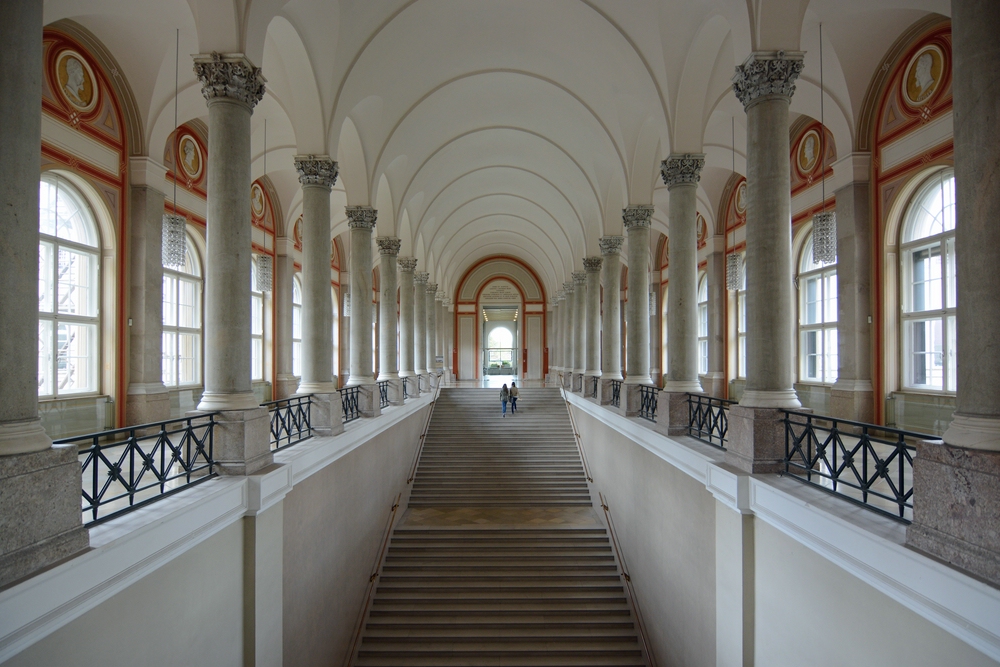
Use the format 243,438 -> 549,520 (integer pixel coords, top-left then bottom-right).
202,407 -> 272,476
662,379 -> 704,394
907,440 -> 1000,587
197,390 -> 261,412
830,380 -> 875,424
0,418 -> 54,456
624,375 -> 652,386
273,375 -> 300,402
356,384 -> 381,419
306,393 -> 345,437
297,380 -> 339,395
726,406 -> 789,474
739,388 -> 801,409
942,413 -> 1000,452
0,445 -> 90,588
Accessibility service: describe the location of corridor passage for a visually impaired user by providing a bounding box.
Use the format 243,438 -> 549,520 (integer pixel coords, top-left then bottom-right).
353,388 -> 648,666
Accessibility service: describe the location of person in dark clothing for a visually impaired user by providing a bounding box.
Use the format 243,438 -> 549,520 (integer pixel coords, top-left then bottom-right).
509,382 -> 519,412
500,384 -> 509,417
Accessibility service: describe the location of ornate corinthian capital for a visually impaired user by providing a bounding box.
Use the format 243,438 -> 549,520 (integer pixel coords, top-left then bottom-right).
583,256 -> 603,273
599,236 -> 624,256
193,53 -> 265,109
426,282 -> 438,294
376,237 -> 401,256
295,156 -> 339,190
345,206 -> 377,229
397,257 -> 418,272
572,271 -> 587,286
622,205 -> 654,230
563,281 -> 575,295
414,272 -> 429,285
732,51 -> 805,110
660,153 -> 705,187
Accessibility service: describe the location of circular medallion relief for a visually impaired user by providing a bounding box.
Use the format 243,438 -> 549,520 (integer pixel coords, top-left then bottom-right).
903,44 -> 944,108
55,50 -> 98,112
177,134 -> 203,180
735,182 -> 748,215
251,183 -> 265,218
797,129 -> 821,175
697,213 -> 707,244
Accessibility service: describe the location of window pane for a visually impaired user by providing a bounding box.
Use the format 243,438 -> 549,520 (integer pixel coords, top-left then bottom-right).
947,315 -> 957,392
56,322 -> 97,394
252,338 -> 263,380
906,318 -> 944,389
57,247 -> 99,316
178,333 -> 200,384
38,320 -> 53,396
802,330 -> 820,381
178,278 -> 199,328
293,276 -> 302,304
162,331 -> 177,387
738,334 -> 746,378
946,237 -> 957,309
292,341 -> 302,377
39,242 -> 54,313
251,294 -> 263,336
699,340 -> 708,375
903,172 -> 956,242
738,293 -> 746,332
804,277 -> 820,324
824,272 -> 838,323
163,275 -> 178,327
292,303 -> 302,340
909,245 -> 942,312
824,328 -> 839,383
39,180 -> 57,237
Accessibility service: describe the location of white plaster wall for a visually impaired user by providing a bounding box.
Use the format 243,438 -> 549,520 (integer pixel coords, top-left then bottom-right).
282,404 -> 429,667
572,407 -> 717,667
754,520 -> 1000,667
4,521 -> 245,667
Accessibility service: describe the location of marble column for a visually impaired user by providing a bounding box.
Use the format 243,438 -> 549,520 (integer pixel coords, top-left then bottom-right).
194,53 -> 266,413
600,237 -> 624,404
584,258 -> 603,395
295,156 -> 338,396
726,51 -> 803,473
624,206 -> 654,385
661,154 -> 705,393
376,238 -> 401,381
561,282 -> 575,389
398,258 -> 417,386
426,283 -> 438,379
907,0 -> 1000,587
345,206 -> 376,387
273,251 -> 297,400
551,296 -> 562,374
0,0 -> 88,588
125,176 -> 169,425
572,271 -> 587,392
414,272 -> 428,379
705,250 -> 727,398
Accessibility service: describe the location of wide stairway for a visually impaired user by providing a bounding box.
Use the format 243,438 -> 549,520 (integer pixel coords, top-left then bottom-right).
352,387 -> 648,667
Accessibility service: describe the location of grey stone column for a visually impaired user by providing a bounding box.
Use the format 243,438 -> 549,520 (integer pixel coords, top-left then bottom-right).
705,250 -> 727,398
584,258 -> 603,394
414,272 -> 428,376
0,0 -> 88,588
731,51 -> 803,409
572,271 -> 587,391
398,258 -> 417,381
725,50 -> 804,474
425,283 -> 438,378
194,53 -> 266,413
550,298 -> 561,373
830,171 -> 874,422
376,238 -> 401,381
600,237 -> 624,384
295,156 -> 338,395
907,0 -> 1000,587
561,282 -> 575,388
273,252 -> 297,400
661,154 -> 706,393
624,206 -> 654,385
125,183 -> 169,425
345,206 -> 376,386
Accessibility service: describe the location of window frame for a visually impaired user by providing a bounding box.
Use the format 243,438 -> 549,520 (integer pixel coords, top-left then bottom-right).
292,273 -> 303,377
251,258 -> 265,382
797,232 -> 838,385
697,271 -> 708,375
736,254 -> 747,379
162,232 -> 203,388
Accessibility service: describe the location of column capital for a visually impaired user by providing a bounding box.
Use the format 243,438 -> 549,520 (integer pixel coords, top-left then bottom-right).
583,256 -> 603,273
398,256 -> 418,272
345,206 -> 377,230
732,50 -> 804,110
426,282 -> 438,294
435,291 -> 445,301
193,52 -> 265,110
563,281 -> 575,294
623,205 -> 654,230
414,271 -> 429,285
294,155 -> 338,190
572,271 -> 587,285
376,236 -> 401,256
660,153 -> 705,187
599,235 -> 624,256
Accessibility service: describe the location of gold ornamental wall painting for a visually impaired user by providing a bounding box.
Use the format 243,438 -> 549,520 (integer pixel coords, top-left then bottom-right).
55,50 -> 98,113
903,44 -> 944,108
177,134 -> 203,181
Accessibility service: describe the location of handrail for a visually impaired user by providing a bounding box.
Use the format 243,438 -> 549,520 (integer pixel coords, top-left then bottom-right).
599,492 -> 657,667
563,388 -> 593,483
344,493 -> 402,667
261,394 -> 313,450
406,380 -> 441,484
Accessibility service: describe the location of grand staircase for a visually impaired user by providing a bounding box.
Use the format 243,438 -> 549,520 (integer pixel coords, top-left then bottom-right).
352,387 -> 648,667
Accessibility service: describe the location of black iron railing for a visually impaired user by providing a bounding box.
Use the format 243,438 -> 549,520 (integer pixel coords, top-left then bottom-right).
688,394 -> 736,449
261,395 -> 312,450
610,379 -> 622,408
402,376 -> 410,399
783,411 -> 925,522
57,413 -> 218,525
340,386 -> 361,423
589,376 -> 599,399
378,380 -> 390,409
637,385 -> 658,422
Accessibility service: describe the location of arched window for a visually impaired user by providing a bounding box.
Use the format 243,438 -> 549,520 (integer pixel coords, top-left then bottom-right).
251,259 -> 265,381
292,274 -> 303,377
162,233 -> 202,386
737,254 -> 747,378
798,233 -> 838,384
38,174 -> 101,397
901,169 -> 956,391
697,272 -> 708,375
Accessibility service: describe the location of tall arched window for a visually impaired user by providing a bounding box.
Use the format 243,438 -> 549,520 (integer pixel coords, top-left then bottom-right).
292,274 -> 303,377
798,233 -> 838,384
251,259 -> 265,381
901,169 -> 956,391
162,234 -> 202,387
38,174 -> 101,397
697,272 -> 708,375
737,254 -> 747,378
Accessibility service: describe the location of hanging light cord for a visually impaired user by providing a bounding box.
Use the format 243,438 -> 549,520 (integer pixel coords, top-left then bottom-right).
172,28 -> 178,214
819,22 -> 826,211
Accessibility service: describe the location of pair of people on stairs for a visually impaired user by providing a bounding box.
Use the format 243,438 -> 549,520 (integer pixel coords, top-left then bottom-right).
500,382 -> 519,417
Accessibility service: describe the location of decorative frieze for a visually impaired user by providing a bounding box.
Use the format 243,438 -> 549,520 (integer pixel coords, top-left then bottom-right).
732,51 -> 804,110
193,52 -> 265,109
599,236 -> 624,256
376,237 -> 401,256
622,205 -> 654,230
583,256 -> 603,273
345,206 -> 377,229
660,154 -> 705,187
294,156 -> 338,190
